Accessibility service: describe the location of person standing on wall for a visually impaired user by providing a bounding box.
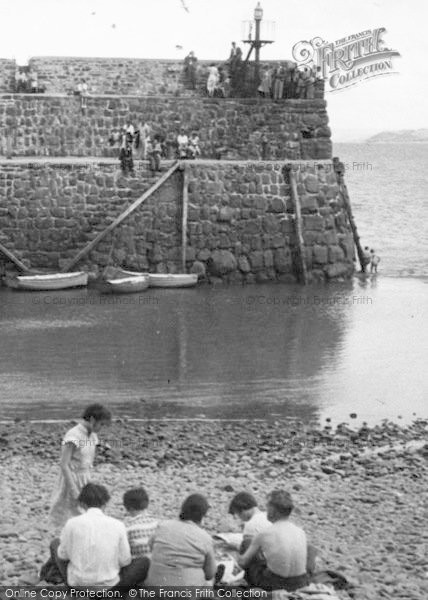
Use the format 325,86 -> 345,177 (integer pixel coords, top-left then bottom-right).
228,42 -> 238,65
207,63 -> 219,97
177,127 -> 189,158
147,135 -> 162,174
76,78 -> 89,113
291,67 -> 300,99
134,123 -> 155,162
15,68 -> 28,93
227,42 -> 243,93
296,68 -> 307,99
119,132 -> 135,176
231,46 -> 243,93
305,67 -> 316,99
284,65 -> 294,99
184,51 -> 198,90
136,121 -> 151,160
273,63 -> 286,100
258,66 -> 272,98
29,68 -> 39,93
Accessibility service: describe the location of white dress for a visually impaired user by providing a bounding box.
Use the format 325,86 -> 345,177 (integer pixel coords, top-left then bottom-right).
207,67 -> 219,95
49,422 -> 98,528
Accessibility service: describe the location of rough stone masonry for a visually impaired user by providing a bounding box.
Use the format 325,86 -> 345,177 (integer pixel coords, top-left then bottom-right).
0,159 -> 354,283
0,55 -> 354,283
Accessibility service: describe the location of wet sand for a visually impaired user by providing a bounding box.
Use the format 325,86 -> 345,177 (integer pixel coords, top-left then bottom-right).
1,418 -> 427,599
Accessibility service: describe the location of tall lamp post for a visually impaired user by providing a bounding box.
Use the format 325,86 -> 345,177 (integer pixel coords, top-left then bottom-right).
242,3 -> 274,83
254,2 -> 263,69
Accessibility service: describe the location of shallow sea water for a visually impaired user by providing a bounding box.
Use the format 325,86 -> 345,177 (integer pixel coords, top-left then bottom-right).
0,144 -> 426,425
0,277 -> 426,426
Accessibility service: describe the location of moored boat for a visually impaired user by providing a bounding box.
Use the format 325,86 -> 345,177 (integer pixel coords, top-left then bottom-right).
147,273 -> 198,288
102,274 -> 150,294
5,271 -> 88,291
100,266 -> 140,280
100,267 -> 198,288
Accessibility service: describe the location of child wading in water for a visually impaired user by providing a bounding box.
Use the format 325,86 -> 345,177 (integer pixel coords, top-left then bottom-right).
370,249 -> 380,274
49,404 -> 112,528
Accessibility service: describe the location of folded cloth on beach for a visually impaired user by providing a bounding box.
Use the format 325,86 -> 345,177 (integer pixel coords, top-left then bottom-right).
272,583 -> 341,600
213,532 -> 243,550
215,555 -> 245,585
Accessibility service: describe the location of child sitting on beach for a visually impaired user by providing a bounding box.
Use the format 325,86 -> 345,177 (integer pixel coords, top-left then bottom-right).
123,487 -> 159,559
228,491 -> 270,552
49,403 -> 112,529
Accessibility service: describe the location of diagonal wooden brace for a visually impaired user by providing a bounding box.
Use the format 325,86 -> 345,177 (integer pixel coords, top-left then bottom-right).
61,161 -> 180,273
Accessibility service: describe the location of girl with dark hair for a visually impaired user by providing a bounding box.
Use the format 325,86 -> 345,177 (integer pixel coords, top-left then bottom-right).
49,404 -> 112,528
145,494 -> 216,586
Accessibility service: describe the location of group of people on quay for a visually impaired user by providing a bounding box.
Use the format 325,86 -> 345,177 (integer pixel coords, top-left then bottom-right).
183,44 -> 245,98
258,64 -> 323,100
109,122 -> 201,175
14,66 -> 44,93
183,43 -> 324,99
43,404 -> 316,592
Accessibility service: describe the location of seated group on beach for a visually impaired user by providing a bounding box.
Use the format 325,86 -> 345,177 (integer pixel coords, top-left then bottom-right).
49,484 -> 311,591
46,404 -> 313,591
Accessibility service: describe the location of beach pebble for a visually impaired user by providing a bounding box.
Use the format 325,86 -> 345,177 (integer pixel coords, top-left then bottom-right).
1,418 -> 427,596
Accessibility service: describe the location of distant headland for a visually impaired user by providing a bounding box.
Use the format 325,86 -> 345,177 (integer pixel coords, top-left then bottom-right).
366,128 -> 428,143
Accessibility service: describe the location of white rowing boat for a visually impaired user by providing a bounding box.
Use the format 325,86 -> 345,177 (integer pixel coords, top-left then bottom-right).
100,267 -> 198,289
5,272 -> 88,291
103,274 -> 150,294
147,273 -> 198,288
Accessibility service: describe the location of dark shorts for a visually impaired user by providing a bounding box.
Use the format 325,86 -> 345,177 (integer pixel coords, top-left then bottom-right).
246,558 -> 308,591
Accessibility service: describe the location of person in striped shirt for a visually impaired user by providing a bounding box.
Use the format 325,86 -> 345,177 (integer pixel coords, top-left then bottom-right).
123,487 -> 159,559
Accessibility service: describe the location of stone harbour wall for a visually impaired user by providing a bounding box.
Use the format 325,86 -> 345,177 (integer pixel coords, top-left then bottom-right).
184,162 -> 354,283
0,161 -> 170,270
9,57 -> 322,98
0,95 -> 331,160
0,160 -> 355,283
0,60 -> 16,93
28,57 -> 197,96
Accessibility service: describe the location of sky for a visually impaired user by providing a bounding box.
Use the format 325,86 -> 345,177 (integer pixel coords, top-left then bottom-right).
0,0 -> 426,141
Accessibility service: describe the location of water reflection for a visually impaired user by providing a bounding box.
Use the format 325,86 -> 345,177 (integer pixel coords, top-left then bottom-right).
0,277 -> 426,424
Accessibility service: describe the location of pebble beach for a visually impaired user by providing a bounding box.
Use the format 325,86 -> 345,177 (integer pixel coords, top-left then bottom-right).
1,418 -> 427,599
